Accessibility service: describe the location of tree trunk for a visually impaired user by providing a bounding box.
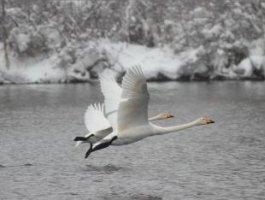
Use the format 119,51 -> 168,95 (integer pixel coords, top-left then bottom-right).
1,0 -> 10,69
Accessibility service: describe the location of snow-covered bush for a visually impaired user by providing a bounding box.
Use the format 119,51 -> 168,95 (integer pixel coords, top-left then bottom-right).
8,25 -> 63,58
53,41 -> 109,81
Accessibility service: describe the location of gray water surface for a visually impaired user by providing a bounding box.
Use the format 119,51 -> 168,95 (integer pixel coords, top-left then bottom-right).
0,82 -> 264,200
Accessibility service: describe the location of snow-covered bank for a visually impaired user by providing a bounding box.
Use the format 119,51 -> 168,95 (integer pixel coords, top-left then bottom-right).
0,54 -> 64,84
1,0 -> 265,84
0,40 -> 265,84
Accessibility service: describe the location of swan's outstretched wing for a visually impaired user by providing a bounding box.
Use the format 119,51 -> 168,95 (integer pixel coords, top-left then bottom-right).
118,66 -> 149,131
76,103 -> 110,147
99,73 -> 122,130
84,103 -> 110,133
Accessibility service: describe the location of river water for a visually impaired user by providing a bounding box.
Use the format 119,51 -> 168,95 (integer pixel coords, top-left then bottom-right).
0,82 -> 264,200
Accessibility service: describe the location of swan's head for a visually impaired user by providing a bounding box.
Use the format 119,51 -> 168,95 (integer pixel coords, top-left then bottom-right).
158,112 -> 174,120
195,116 -> 215,125
149,112 -> 174,121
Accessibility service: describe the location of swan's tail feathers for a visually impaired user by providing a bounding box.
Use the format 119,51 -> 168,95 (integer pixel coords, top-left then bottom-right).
85,143 -> 93,158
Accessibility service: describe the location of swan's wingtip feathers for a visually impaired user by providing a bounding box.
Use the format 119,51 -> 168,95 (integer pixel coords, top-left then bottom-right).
99,71 -> 122,131
121,65 -> 148,98
128,65 -> 144,76
84,102 -> 110,132
85,103 -> 104,118
99,71 -> 116,82
118,64 -> 149,130
124,65 -> 145,82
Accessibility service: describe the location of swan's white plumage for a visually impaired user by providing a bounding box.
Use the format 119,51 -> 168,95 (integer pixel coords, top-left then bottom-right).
99,73 -> 122,131
75,103 -> 111,147
118,66 -> 150,132
84,103 -> 110,134
76,65 -> 214,157
76,73 -> 174,147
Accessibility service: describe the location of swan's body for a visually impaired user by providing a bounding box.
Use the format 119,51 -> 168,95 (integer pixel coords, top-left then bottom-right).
75,99 -> 173,146
96,117 -> 212,147
74,66 -> 214,158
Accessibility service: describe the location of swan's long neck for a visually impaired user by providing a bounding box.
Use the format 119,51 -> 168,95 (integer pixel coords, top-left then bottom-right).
152,120 -> 198,136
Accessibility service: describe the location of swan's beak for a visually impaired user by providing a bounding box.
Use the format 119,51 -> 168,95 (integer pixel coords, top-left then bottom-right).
207,119 -> 215,124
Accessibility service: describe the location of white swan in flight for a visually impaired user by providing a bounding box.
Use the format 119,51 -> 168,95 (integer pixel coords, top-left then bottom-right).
74,103 -> 174,146
75,66 -> 214,158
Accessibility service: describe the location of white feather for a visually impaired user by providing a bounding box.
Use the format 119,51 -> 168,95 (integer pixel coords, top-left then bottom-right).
84,103 -> 110,133
99,73 -> 122,131
75,103 -> 111,147
117,65 -> 150,132
79,65 -> 214,156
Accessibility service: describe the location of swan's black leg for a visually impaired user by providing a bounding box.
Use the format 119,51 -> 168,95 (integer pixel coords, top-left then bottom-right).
84,136 -> 118,159
92,136 -> 117,152
85,143 -> 93,158
74,134 -> 94,141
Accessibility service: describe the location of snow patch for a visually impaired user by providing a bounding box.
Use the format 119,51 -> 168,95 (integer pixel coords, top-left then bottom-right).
99,40 -> 200,80
0,53 -> 64,83
1,39 -> 264,84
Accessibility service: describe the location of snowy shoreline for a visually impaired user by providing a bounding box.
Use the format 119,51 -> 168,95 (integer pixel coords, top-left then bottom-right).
1,40 -> 264,84
1,78 -> 264,86
1,74 -> 264,85
1,1 -> 265,84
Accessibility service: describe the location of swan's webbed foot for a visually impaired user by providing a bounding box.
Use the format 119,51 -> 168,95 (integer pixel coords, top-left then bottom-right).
74,134 -> 94,142
85,143 -> 93,158
74,136 -> 87,141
